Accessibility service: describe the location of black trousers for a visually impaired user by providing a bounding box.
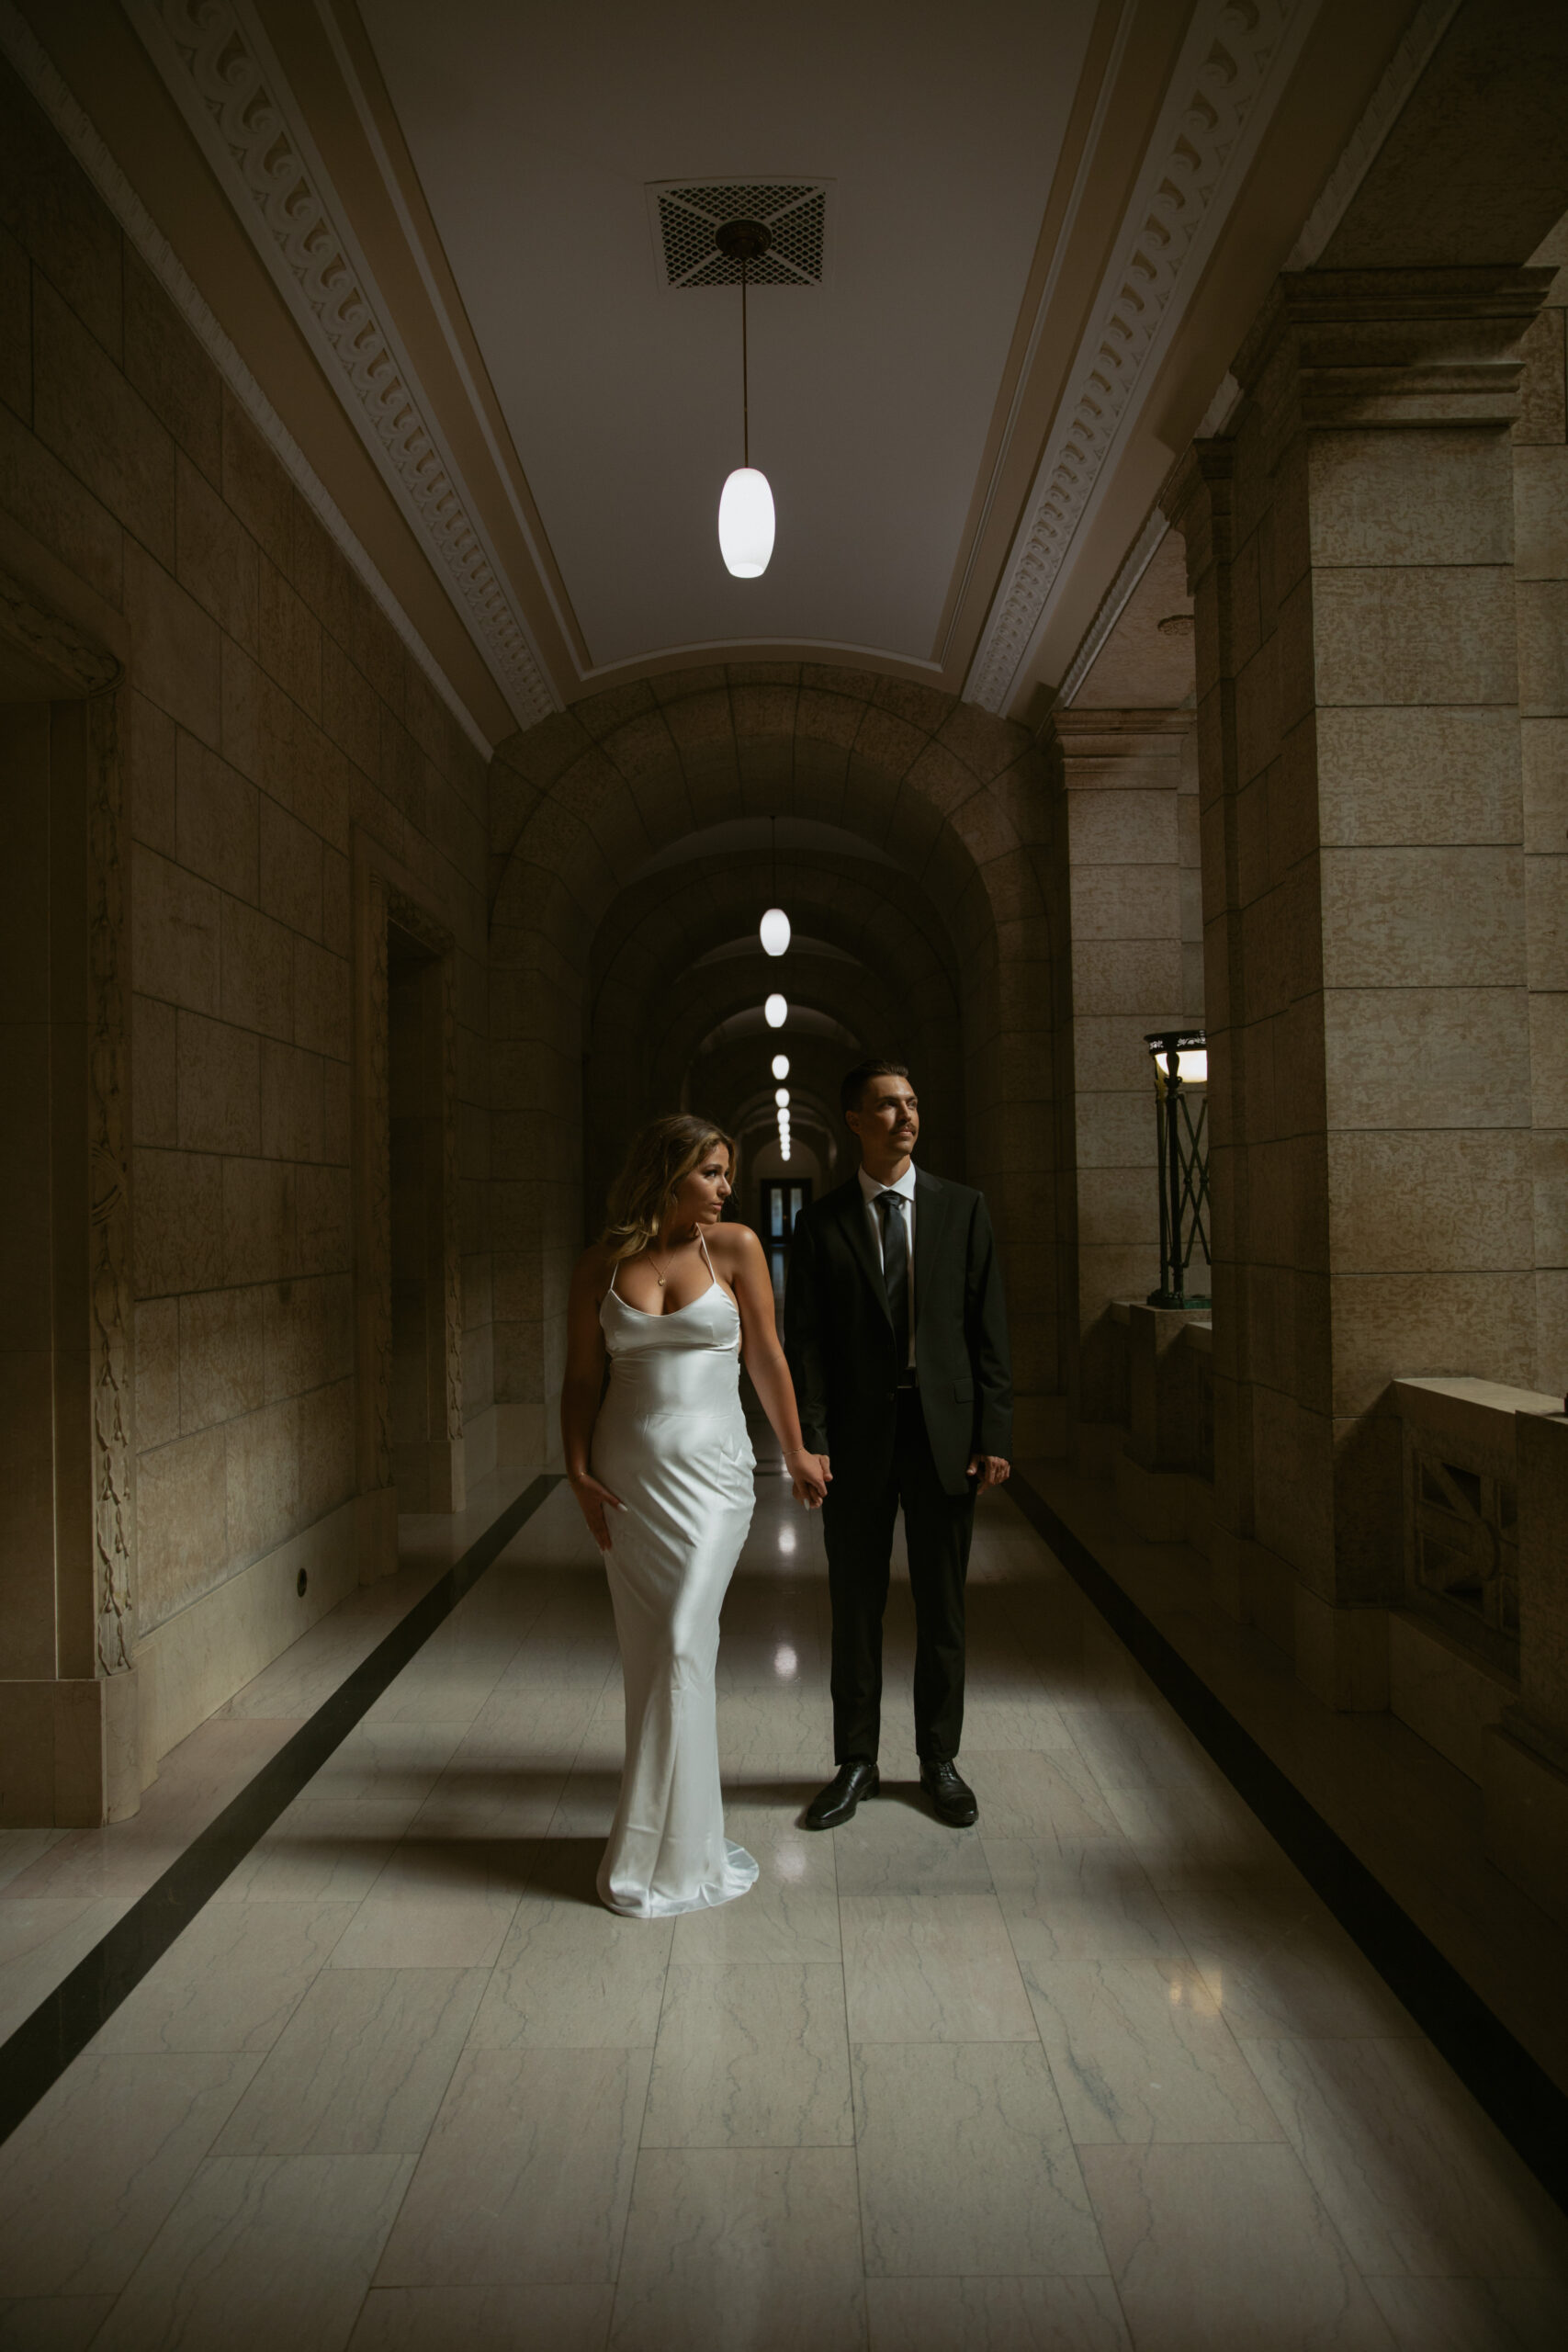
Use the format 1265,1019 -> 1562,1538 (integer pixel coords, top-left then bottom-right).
823,1389 -> 976,1764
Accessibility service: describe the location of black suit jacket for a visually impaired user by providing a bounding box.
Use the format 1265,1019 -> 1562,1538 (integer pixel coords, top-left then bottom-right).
784,1170 -> 1012,1499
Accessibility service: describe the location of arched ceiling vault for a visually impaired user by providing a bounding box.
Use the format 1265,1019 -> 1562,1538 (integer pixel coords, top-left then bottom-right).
588,857 -> 961,1060
83,0 -> 1430,728
490,670 -> 1053,978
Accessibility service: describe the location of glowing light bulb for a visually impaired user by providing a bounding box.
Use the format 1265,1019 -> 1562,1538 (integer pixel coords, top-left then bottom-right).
718,467 -> 774,578
759,907 -> 791,956
774,1087 -> 790,1107
764,993 -> 787,1029
772,1054 -> 789,1080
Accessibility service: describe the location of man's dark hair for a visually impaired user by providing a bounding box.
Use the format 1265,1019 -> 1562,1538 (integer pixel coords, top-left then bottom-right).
840,1058 -> 910,1120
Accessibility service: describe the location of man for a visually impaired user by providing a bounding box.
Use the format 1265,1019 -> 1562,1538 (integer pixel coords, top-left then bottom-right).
784,1059 -> 1012,1829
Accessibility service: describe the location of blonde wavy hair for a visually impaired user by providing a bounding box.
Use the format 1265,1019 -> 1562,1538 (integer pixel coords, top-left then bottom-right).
602,1114 -> 734,1264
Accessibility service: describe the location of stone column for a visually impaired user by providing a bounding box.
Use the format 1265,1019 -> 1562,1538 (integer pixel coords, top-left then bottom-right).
1166,266 -> 1551,1706
1048,709 -> 1201,1453
0,683 -> 141,1825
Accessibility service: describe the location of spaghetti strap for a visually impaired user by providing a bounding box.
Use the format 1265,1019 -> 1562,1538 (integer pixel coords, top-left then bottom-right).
696,1228 -> 716,1280
606,1258 -> 623,1304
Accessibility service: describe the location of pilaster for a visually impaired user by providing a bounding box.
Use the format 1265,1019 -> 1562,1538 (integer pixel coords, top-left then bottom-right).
1168,266 -> 1553,1697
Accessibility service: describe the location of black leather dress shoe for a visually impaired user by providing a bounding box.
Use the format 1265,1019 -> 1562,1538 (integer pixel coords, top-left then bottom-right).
920,1758 -> 978,1826
804,1759 -> 879,1830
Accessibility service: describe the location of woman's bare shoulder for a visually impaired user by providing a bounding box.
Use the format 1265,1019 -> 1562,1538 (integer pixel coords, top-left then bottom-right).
708,1221 -> 764,1269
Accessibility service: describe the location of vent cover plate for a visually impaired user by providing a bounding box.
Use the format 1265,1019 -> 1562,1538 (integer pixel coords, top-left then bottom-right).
649,181 -> 830,288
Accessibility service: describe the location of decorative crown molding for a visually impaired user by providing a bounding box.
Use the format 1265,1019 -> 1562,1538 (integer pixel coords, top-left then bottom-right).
964,0 -> 1306,717
125,0 -> 557,729
0,0 -> 494,754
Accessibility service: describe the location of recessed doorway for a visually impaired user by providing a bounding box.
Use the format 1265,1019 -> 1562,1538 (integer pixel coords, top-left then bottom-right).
760,1179 -> 811,1242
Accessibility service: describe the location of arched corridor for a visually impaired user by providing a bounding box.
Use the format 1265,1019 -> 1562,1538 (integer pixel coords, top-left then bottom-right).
487,671 -> 1055,1466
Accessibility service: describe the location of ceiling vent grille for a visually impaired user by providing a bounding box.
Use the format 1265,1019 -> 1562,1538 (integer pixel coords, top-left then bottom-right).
650,182 -> 829,288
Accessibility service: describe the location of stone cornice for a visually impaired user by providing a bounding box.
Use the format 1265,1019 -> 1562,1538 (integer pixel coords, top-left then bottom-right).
964,0 -> 1310,718
0,0 -> 495,754
1050,705 -> 1193,741
0,559 -> 122,695
125,0 -> 558,729
1235,265 -> 1556,469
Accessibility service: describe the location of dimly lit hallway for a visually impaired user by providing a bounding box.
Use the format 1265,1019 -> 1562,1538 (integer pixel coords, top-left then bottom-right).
3,1460 -> 1565,2347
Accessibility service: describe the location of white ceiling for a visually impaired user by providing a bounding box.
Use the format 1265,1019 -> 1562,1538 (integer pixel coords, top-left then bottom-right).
359,0 -> 1094,675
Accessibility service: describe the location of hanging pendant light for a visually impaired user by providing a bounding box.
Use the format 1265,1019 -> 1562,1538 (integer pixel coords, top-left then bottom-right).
764,992 -> 787,1028
715,221 -> 775,579
759,814 -> 790,956
772,1053 -> 789,1079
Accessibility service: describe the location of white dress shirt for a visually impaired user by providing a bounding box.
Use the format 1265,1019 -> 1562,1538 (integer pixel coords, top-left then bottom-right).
859,1161 -> 917,1369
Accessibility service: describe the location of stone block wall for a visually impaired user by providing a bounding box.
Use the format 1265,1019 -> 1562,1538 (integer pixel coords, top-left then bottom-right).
0,58 -> 493,1797
1516,216 -> 1568,1394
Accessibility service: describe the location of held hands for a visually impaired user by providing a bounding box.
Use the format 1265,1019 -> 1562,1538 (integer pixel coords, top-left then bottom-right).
967,1454 -> 1011,1488
569,1470 -> 624,1553
785,1448 -> 831,1510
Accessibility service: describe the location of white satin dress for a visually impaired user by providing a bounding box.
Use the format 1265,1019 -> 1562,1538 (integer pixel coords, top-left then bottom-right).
592,1233 -> 759,1918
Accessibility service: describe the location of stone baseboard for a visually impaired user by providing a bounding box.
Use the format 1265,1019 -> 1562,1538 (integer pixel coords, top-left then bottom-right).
1389,1611 -> 1514,1784
0,1668 -> 141,1826
1483,1723 -> 1568,1932
134,1497 -> 361,1778
463,1402 -> 499,1487
1112,1451 -> 1214,1555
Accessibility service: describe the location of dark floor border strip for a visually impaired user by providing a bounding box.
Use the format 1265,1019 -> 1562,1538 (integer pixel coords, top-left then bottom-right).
0,1473 -> 562,2150
1008,1473 -> 1568,2219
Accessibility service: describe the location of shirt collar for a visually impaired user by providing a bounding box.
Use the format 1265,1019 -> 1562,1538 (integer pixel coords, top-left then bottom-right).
859,1162 -> 917,1205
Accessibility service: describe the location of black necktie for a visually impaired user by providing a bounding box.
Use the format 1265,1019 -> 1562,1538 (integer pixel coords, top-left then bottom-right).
876,1192 -> 909,1368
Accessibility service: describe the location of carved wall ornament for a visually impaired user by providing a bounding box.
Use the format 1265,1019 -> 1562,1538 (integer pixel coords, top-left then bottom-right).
87,695 -> 135,1675
965,0 -> 1305,717
0,0 -> 494,756
129,0 -> 556,730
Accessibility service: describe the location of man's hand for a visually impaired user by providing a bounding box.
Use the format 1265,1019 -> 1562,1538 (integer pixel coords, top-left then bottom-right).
786,1449 -> 832,1509
967,1454 -> 1010,1488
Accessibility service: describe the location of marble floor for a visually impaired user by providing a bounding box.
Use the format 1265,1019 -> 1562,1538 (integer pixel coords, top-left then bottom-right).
2,1464 -> 1566,2350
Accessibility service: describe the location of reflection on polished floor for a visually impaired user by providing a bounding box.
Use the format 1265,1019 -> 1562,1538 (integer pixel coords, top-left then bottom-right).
2,1461 -> 1566,2351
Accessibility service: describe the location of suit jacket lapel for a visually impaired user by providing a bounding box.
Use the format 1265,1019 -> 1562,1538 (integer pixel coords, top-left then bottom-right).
913,1170 -> 950,1339
833,1179 -> 893,1329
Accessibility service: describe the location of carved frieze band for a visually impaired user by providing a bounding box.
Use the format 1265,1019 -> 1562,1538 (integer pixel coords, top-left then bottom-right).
127,0 -> 556,729
965,0 -> 1303,716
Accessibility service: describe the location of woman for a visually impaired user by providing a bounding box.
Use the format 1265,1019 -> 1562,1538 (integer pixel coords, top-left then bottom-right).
562,1115 -> 829,1917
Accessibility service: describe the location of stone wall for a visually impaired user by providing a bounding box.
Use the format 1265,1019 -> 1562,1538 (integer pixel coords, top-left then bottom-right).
1515,215 -> 1568,1392
0,59 -> 493,1808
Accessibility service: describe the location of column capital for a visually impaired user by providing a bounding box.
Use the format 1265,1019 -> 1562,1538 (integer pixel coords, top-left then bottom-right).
1235,264 -> 1554,468
1048,706 -> 1192,745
